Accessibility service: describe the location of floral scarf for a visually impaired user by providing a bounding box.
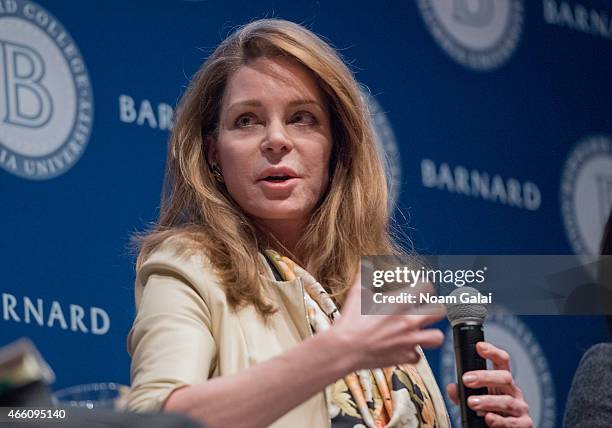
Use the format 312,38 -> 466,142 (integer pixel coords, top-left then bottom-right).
264,249 -> 445,428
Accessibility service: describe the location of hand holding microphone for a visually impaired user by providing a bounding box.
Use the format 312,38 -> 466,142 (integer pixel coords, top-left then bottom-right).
445,287 -> 533,428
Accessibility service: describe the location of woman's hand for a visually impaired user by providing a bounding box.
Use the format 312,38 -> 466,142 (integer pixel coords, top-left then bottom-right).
446,342 -> 533,428
330,262 -> 446,371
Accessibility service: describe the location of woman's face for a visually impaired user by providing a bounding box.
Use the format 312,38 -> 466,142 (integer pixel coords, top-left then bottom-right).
210,56 -> 333,231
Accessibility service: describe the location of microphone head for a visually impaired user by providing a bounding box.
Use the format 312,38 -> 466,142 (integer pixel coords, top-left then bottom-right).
445,286 -> 488,324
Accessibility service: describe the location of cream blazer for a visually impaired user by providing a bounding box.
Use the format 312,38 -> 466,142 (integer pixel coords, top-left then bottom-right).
126,237 -> 450,427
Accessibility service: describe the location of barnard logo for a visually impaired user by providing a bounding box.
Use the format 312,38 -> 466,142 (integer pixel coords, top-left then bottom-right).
421,158 -> 542,211
561,135 -> 612,255
440,307 -> 556,428
364,93 -> 401,208
417,0 -> 524,71
0,0 -> 93,180
544,1 -> 612,42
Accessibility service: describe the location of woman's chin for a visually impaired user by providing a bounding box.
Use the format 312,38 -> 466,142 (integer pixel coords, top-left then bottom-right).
249,204 -> 313,222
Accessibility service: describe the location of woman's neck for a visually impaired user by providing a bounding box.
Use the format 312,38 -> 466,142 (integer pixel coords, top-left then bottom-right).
256,218 -> 307,257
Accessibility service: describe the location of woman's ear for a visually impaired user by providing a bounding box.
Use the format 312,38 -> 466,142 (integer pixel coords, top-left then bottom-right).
205,135 -> 224,183
205,135 -> 218,166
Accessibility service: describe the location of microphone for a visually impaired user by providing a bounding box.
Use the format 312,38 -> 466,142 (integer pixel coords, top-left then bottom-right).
446,287 -> 488,428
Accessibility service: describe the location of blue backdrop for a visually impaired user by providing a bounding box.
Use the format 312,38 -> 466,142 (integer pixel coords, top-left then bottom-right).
2,1 -> 611,426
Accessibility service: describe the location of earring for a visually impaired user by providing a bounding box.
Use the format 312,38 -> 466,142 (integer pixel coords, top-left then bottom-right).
211,164 -> 224,183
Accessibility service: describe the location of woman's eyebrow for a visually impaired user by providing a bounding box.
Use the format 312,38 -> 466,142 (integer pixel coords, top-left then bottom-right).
227,100 -> 262,111
287,98 -> 321,108
227,98 -> 323,111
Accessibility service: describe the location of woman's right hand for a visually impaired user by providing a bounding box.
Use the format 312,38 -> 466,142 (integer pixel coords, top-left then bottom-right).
330,262 -> 446,371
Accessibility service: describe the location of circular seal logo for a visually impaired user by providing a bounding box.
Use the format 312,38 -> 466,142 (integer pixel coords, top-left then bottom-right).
0,0 -> 93,180
417,0 -> 524,71
561,135 -> 612,256
363,92 -> 402,208
440,307 -> 556,428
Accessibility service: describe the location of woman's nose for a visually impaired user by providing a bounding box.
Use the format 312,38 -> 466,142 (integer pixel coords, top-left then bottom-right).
261,120 -> 293,154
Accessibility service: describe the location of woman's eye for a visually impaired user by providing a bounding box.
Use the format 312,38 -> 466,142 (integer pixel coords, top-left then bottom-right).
291,111 -> 316,125
235,114 -> 257,127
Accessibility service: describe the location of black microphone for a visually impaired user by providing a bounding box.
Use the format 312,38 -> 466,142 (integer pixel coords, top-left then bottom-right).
446,287 -> 488,428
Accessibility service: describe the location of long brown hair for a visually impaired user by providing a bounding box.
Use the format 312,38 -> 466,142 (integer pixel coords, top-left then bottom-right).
133,18 -> 407,317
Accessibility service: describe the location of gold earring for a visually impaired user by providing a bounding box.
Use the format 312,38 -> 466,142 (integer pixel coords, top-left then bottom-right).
211,164 -> 224,183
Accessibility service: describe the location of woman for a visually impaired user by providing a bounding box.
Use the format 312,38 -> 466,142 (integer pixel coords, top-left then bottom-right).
126,18 -> 532,428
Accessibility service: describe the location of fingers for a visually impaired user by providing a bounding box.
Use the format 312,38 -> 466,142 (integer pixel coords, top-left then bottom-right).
342,280 -> 368,314
484,412 -> 533,428
346,279 -> 363,303
401,350 -> 420,364
409,328 -> 444,349
462,370 -> 516,393
467,394 -> 529,418
476,342 -> 510,371
388,297 -> 446,316
448,385 -> 532,425
446,383 -> 459,405
398,310 -> 446,329
459,343 -> 532,427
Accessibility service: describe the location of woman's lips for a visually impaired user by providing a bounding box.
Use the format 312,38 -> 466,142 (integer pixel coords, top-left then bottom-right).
257,177 -> 299,190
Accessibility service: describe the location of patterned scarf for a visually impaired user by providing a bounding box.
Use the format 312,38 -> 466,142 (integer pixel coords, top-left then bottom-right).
264,249 -> 443,428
